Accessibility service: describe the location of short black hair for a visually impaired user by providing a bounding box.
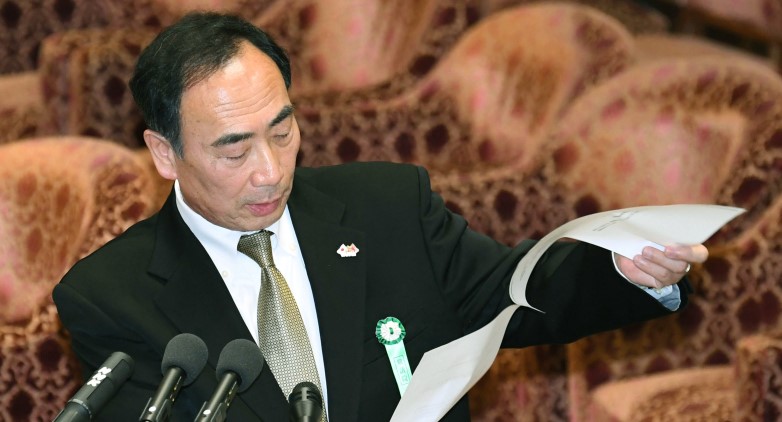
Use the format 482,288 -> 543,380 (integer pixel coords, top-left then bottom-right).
129,12 -> 291,157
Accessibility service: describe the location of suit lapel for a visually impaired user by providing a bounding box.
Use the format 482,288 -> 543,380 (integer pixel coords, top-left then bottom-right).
288,175 -> 366,422
149,193 -> 289,420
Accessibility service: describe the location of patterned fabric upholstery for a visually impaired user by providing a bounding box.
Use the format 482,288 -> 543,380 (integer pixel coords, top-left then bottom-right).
259,0 -> 484,103
0,71 -> 43,144
735,330 -> 782,421
589,366 -> 735,421
401,41 -> 767,243
155,0 -> 279,18
470,340 -> 571,421
1,0 -> 491,149
635,33 -> 777,69
480,0 -> 670,34
0,0 -> 173,74
0,0 -> 280,148
0,303 -> 80,421
687,0 -> 782,42
36,27 -> 159,147
285,0 -> 660,110
680,0 -> 782,72
0,137 -> 161,420
296,3 -> 635,172
541,57 -> 782,239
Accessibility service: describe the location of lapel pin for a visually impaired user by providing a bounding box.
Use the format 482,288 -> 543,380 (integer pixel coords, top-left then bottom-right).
337,243 -> 360,257
376,316 -> 412,397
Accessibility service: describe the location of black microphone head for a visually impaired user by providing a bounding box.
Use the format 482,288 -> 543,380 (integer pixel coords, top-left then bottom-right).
104,351 -> 135,383
288,381 -> 322,405
161,333 -> 209,386
289,381 -> 323,422
216,339 -> 265,393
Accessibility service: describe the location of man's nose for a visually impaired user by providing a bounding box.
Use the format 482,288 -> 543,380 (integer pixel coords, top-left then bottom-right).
249,144 -> 283,187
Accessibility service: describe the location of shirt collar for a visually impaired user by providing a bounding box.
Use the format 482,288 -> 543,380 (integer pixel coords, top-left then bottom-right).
174,180 -> 285,251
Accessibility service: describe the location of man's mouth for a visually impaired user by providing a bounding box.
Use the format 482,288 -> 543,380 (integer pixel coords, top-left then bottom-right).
246,198 -> 281,216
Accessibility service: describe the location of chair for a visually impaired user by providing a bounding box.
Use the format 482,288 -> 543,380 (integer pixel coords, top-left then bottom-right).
296,2 -> 636,172
0,137 -> 161,420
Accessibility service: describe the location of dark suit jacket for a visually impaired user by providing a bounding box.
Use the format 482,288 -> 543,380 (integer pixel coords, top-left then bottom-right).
53,162 -> 686,421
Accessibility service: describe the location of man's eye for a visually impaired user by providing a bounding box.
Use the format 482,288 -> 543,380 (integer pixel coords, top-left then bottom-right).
225,152 -> 246,160
273,132 -> 290,140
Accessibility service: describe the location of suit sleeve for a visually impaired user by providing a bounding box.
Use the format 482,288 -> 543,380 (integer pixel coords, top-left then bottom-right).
414,166 -> 690,347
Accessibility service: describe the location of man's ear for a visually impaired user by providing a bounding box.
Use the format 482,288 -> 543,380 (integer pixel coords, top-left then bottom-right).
143,129 -> 178,181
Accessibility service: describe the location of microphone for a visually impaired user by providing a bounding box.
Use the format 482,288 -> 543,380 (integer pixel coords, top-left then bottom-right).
195,339 -> 264,422
288,381 -> 323,422
53,351 -> 135,421
139,333 -> 209,422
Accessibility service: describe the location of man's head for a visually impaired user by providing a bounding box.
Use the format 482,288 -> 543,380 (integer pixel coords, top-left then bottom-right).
130,12 -> 291,157
131,13 -> 299,231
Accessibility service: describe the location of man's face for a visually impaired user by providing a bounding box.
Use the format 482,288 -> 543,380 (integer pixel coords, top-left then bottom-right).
155,42 -> 300,232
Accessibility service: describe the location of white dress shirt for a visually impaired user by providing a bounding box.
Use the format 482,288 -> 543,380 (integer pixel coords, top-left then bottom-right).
174,181 -> 329,412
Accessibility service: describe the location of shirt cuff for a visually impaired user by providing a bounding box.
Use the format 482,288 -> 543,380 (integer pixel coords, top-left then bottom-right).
612,252 -> 681,311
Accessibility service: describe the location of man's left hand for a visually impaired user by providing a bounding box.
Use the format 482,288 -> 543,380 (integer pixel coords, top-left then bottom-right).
616,244 -> 709,289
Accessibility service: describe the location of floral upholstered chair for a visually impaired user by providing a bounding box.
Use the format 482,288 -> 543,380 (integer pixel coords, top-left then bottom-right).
0,137 -> 160,420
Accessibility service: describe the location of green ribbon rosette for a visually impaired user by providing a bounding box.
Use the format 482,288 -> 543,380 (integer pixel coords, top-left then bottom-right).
375,316 -> 412,396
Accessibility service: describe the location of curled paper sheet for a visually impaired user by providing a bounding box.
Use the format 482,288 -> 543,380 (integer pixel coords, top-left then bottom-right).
390,204 -> 745,422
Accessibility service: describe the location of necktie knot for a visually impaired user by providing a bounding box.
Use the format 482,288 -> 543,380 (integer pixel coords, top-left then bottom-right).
237,230 -> 275,268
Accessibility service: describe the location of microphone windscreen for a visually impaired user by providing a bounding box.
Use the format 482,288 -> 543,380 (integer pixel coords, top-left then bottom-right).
161,333 -> 209,386
215,339 -> 265,393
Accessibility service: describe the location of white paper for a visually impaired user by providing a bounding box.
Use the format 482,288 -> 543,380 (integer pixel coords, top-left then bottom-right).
510,204 -> 745,305
390,204 -> 744,422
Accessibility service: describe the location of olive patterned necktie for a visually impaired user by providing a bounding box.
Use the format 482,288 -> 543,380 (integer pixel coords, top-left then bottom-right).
237,230 -> 326,421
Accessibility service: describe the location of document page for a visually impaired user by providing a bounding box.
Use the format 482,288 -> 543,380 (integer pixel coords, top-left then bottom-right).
390,204 -> 744,422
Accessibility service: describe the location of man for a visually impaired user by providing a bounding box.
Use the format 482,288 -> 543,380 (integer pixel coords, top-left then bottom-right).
53,12 -> 706,421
